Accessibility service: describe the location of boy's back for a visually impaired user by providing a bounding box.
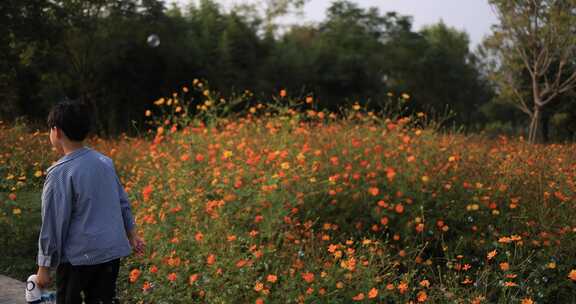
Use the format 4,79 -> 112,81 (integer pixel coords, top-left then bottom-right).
39,146 -> 133,267
36,100 -> 144,304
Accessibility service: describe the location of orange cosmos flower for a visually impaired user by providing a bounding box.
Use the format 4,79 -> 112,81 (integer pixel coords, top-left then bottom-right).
394,203 -> 404,214
142,281 -> 151,292
352,293 -> 365,301
521,298 -> 534,304
301,272 -> 315,283
255,298 -> 265,304
397,282 -> 408,294
189,274 -> 199,285
149,265 -> 158,273
487,249 -> 497,260
142,185 -> 153,202
129,269 -> 141,283
499,262 -> 510,271
206,254 -> 216,265
419,279 -> 430,288
368,187 -> 380,196
417,291 -> 428,302
568,269 -> 576,281
195,232 -> 204,242
386,168 -> 396,182
167,272 -> 177,282
254,281 -> 264,292
368,288 -> 378,298
266,274 -> 278,283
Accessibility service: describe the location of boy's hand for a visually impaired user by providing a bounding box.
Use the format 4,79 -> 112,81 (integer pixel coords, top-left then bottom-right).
36,266 -> 51,288
128,229 -> 145,256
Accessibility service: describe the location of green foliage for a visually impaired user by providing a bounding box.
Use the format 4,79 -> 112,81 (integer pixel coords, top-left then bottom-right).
1,0 -> 497,139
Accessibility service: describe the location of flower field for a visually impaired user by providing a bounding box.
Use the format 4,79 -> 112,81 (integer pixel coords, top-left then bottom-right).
1,83 -> 575,303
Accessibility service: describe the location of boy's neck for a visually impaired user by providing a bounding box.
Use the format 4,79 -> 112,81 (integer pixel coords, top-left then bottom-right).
62,142 -> 85,156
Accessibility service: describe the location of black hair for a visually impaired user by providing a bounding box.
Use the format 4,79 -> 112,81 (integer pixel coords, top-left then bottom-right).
46,100 -> 92,141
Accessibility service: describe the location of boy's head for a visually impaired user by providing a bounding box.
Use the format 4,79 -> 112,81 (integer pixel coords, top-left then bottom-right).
47,100 -> 92,151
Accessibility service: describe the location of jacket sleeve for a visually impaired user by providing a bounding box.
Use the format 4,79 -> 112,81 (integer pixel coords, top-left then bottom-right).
37,172 -> 72,267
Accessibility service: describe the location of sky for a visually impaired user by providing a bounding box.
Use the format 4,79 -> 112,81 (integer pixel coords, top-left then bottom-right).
171,0 -> 498,47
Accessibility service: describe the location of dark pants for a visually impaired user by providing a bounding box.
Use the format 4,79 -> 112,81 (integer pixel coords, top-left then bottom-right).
56,258 -> 120,304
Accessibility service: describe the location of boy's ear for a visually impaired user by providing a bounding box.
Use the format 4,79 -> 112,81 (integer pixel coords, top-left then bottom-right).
54,127 -> 63,139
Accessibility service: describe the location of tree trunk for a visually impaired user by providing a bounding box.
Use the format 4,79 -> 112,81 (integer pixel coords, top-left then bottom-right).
528,107 -> 541,144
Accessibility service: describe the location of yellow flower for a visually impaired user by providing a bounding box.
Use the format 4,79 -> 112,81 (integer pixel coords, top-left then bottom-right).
254,281 -> 264,292
223,150 -> 233,159
34,170 -> 43,177
401,93 -> 410,100
12,208 -> 21,215
145,110 -> 152,117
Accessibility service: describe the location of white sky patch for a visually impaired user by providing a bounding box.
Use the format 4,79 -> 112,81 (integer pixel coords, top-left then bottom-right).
170,0 -> 498,47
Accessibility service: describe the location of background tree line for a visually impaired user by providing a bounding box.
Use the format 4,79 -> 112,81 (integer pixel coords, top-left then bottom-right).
1,0 -> 575,141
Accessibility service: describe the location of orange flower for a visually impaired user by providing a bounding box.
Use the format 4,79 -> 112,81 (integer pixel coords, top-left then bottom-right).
142,185 -> 153,202
397,281 -> 408,294
394,203 -> 404,214
189,273 -> 199,285
386,167 -> 396,182
503,281 -> 518,287
301,272 -> 315,283
487,249 -> 497,260
499,262 -> 510,271
255,298 -> 265,304
142,281 -> 151,292
266,274 -> 278,283
236,259 -> 248,268
129,268 -> 141,283
254,281 -> 264,292
419,279 -> 430,288
386,283 -> 395,290
195,232 -> 204,242
521,298 -> 534,304
568,269 -> 576,281
352,293 -> 365,301
149,265 -> 158,273
368,287 -> 378,299
206,254 -> 216,265
167,272 -> 177,282
368,187 -> 379,196
417,291 -> 428,302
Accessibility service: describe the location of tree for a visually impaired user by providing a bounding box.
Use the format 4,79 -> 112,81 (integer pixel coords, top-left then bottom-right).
485,0 -> 576,143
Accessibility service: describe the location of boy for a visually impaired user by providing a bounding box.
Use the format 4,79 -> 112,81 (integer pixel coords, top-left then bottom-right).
36,101 -> 145,303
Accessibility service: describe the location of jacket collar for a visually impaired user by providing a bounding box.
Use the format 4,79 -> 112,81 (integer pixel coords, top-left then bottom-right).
47,146 -> 91,173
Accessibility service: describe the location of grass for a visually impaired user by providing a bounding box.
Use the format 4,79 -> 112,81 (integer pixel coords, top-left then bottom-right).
0,191 -> 42,281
